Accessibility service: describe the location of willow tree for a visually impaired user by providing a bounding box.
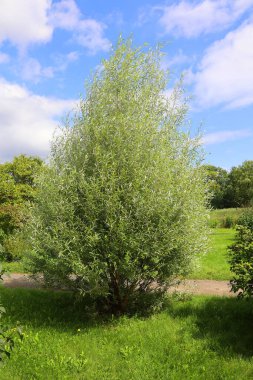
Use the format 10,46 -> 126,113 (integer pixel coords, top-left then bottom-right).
25,38 -> 208,314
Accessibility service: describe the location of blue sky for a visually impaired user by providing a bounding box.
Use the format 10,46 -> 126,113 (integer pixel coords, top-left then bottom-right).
0,0 -> 253,169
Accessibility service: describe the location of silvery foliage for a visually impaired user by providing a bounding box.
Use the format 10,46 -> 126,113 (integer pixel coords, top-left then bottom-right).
25,38 -> 209,313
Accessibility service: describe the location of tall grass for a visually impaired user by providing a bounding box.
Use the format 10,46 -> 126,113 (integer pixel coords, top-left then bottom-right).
210,208 -> 245,228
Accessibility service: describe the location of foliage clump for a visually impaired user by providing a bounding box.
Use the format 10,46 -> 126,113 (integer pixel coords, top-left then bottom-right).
0,155 -> 42,261
229,208 -> 253,297
0,268 -> 23,363
203,161 -> 253,209
25,38 -> 208,314
237,208 -> 253,231
228,161 -> 253,208
229,225 -> 253,298
203,165 -> 229,209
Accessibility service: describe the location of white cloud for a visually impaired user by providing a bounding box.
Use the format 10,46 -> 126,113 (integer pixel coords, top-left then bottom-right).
0,0 -> 110,81
19,51 -> 79,82
50,0 -> 111,54
0,78 -> 76,162
161,50 -> 191,71
49,0 -> 80,30
0,52 -> 10,64
0,0 -> 52,50
154,0 -> 253,38
66,51 -> 79,62
50,51 -> 80,72
202,129 -> 252,145
74,19 -> 111,54
20,58 -> 54,83
0,0 -> 110,54
104,11 -> 124,27
194,21 -> 253,108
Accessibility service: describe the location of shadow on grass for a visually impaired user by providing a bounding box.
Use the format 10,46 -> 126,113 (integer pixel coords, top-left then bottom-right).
170,296 -> 253,358
2,287 -> 253,358
0,287 -> 104,330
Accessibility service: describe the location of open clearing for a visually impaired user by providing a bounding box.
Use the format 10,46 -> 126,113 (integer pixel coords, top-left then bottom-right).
190,228 -> 235,280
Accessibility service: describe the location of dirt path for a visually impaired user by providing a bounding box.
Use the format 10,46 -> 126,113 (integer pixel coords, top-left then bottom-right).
2,273 -> 42,289
170,279 -> 235,297
1,273 -> 235,297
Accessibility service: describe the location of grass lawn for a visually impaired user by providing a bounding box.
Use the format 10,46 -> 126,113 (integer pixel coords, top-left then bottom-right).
191,228 -> 235,281
1,287 -> 253,379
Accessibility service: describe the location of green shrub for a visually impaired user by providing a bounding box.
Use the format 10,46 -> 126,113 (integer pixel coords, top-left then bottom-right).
228,225 -> 253,297
1,232 -> 28,262
209,219 -> 218,228
237,208 -> 253,231
0,268 -> 23,363
25,38 -> 209,315
229,209 -> 253,297
222,216 -> 235,228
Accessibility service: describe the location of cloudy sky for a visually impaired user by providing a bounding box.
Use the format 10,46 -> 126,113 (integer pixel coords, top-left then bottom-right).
0,0 -> 253,168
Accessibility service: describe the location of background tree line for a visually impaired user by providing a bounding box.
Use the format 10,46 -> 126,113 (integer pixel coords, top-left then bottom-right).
204,161 -> 253,209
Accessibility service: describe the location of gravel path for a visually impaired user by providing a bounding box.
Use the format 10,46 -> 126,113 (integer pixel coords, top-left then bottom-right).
1,273 -> 235,297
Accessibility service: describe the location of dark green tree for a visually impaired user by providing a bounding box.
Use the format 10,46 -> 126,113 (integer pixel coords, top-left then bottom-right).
228,161 -> 253,207
203,164 -> 228,208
